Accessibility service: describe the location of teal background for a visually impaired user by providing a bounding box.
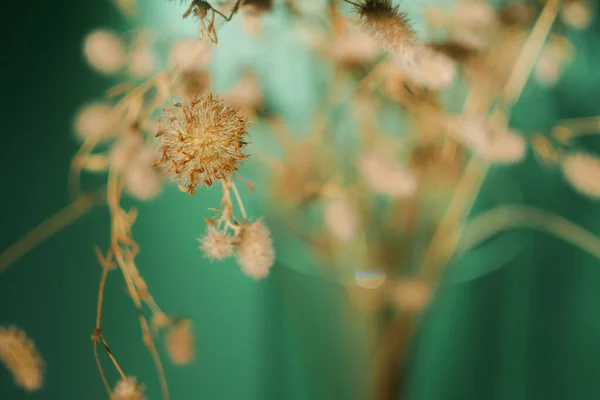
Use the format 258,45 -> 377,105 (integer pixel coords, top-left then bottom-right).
2,0 -> 600,399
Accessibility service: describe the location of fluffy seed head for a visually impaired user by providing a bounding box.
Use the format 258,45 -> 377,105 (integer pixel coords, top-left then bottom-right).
561,152 -> 600,198
561,0 -> 592,30
389,279 -> 431,313
74,102 -> 120,141
199,225 -> 235,260
155,94 -> 249,194
236,220 -> 275,279
124,146 -> 163,201
112,376 -> 146,400
401,47 -> 457,90
166,320 -> 195,365
323,194 -> 359,242
354,0 -> 422,69
83,29 -> 126,74
359,151 -> 417,198
0,326 -> 44,392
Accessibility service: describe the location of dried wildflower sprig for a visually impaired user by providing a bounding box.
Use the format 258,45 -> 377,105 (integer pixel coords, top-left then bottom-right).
0,326 -> 44,392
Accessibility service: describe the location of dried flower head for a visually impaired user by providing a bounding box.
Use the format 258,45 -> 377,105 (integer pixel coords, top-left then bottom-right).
74,102 -> 120,141
561,152 -> 600,198
354,0 -> 422,69
358,151 -> 417,198
400,47 -> 457,90
451,117 -> 526,163
152,312 -> 172,329
166,320 -> 195,365
0,326 -> 44,392
83,29 -> 126,74
128,46 -> 155,78
332,31 -> 380,68
198,225 -> 235,260
155,94 -> 249,194
112,376 -> 146,400
389,279 -> 431,313
323,193 -> 359,242
561,0 -> 593,30
124,146 -> 163,201
236,219 -> 275,279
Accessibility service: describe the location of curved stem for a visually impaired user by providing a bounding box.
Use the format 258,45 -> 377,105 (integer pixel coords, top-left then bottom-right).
0,186 -> 106,276
457,205 -> 600,259
93,340 -> 112,395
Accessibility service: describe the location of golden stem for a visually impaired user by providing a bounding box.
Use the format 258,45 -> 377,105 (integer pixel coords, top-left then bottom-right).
0,186 -> 106,275
100,334 -> 127,379
93,340 -> 112,395
231,180 -> 248,220
457,205 -> 600,259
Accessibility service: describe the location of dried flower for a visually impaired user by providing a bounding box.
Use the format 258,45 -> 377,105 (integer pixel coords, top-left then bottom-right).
221,73 -> 264,120
112,376 -> 146,400
74,102 -> 120,141
166,320 -> 195,365
400,47 -> 457,90
155,94 -> 249,194
561,152 -> 600,198
561,0 -> 592,30
83,29 -> 126,74
124,146 -> 163,201
358,151 -> 417,198
323,191 -> 359,242
128,46 -> 155,78
152,312 -> 171,329
236,219 -> 275,279
331,31 -> 380,68
0,326 -> 44,392
354,0 -> 422,69
198,225 -> 235,260
110,131 -> 144,173
451,117 -> 526,163
389,279 -> 431,313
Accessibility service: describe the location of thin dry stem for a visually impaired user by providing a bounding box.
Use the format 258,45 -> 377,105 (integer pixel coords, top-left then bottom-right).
457,205 -> 600,259
0,187 -> 106,276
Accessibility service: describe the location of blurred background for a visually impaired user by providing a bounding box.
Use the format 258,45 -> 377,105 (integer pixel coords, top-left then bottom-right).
2,0 -> 600,399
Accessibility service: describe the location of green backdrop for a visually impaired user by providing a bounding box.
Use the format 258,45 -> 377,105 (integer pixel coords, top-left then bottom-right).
2,0 -> 600,399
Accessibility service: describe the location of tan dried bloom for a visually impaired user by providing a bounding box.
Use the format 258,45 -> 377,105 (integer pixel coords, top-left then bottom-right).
236,219 -> 275,279
354,0 -> 422,68
0,326 -> 44,392
400,47 -> 457,90
332,32 -> 380,68
110,131 -> 144,173
166,320 -> 195,365
155,94 -> 249,194
561,0 -> 592,30
128,46 -> 155,78
323,191 -> 359,242
389,279 -> 431,313
198,225 -> 235,260
451,117 -> 526,163
359,151 -> 417,198
152,312 -> 171,329
83,29 -> 126,74
534,37 -> 572,86
74,102 -> 120,141
112,376 -> 146,400
561,152 -> 600,198
124,146 -> 163,201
